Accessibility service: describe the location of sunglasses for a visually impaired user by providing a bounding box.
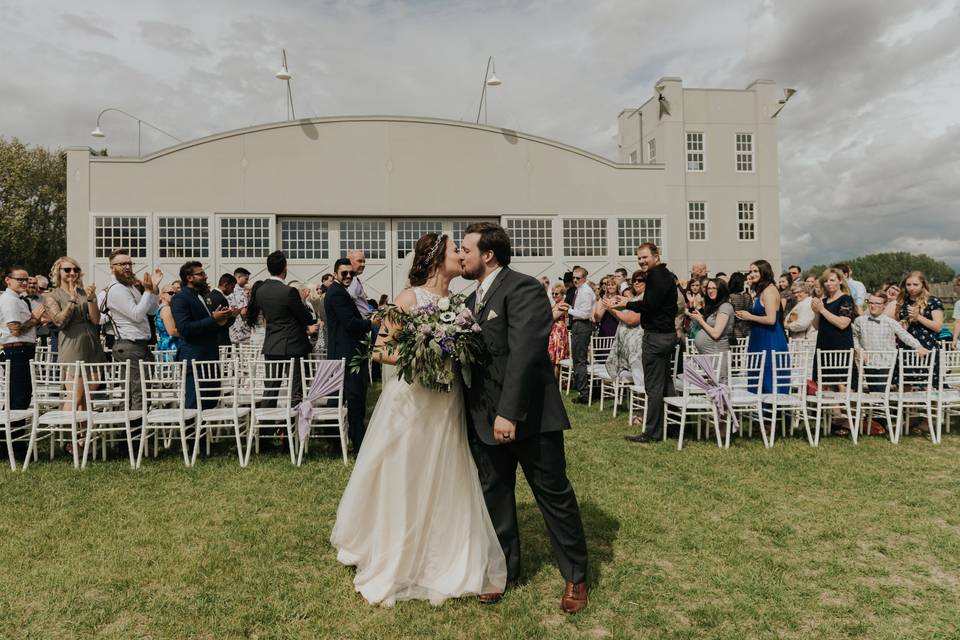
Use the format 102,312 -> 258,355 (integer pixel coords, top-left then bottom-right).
572,276 -> 584,281
338,270 -> 356,277
111,261 -> 133,268
62,267 -> 81,274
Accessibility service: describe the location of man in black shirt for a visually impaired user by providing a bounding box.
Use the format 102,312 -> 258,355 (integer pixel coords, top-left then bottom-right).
614,242 -> 677,443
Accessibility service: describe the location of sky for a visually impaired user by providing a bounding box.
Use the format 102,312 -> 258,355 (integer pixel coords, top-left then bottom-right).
1,0 -> 958,268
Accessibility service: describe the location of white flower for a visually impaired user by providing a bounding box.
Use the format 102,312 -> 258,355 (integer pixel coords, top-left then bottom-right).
437,297 -> 451,311
440,311 -> 456,323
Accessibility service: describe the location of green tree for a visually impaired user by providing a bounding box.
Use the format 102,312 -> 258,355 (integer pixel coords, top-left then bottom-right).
803,253 -> 956,290
0,137 -> 67,277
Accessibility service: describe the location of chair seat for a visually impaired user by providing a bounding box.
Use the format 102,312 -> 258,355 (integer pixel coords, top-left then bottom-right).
730,390 -> 761,405
665,396 -> 714,409
198,407 -> 251,421
937,389 -> 960,402
1,409 -> 32,423
889,391 -> 933,402
559,359 -> 572,367
629,385 -> 646,393
853,392 -> 890,405
89,410 -> 144,425
145,408 -> 198,423
761,393 -> 804,406
589,364 -> 612,380
304,407 -> 348,422
36,411 -> 83,426
254,407 -> 296,421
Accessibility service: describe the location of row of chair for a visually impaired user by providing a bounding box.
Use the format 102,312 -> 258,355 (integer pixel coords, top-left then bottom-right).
1,356 -> 348,471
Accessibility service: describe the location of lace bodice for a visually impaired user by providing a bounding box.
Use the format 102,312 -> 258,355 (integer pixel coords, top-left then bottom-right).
413,287 -> 444,307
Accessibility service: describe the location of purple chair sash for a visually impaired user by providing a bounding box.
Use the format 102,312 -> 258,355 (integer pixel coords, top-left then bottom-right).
683,354 -> 739,434
294,360 -> 345,441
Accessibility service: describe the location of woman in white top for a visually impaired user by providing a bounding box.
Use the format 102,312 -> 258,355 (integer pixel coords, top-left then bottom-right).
785,282 -> 817,340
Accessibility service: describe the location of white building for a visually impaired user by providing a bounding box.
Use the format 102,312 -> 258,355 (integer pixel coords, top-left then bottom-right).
66,77 -> 786,299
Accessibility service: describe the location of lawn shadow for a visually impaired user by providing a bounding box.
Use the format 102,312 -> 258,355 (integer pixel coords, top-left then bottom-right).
517,498 -> 619,588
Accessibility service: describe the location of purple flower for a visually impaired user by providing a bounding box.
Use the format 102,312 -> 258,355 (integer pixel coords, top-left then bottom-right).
471,323 -> 482,333
440,336 -> 455,354
420,324 -> 433,335
406,323 -> 416,332
435,328 -> 447,339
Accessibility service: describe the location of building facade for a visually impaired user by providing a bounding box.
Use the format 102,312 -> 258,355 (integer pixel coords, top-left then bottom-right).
66,78 -> 784,299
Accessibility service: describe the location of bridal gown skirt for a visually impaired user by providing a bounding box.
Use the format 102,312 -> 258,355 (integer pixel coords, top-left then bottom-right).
330,366 -> 507,606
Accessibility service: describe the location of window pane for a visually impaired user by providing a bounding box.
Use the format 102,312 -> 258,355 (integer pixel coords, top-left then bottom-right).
280,219 -> 329,260
219,216 -> 271,259
687,202 -> 706,241
340,221 -> 387,260
157,216 -> 209,259
94,216 -> 148,259
505,218 -> 553,258
617,218 -> 662,256
562,219 -> 607,257
395,221 -> 443,259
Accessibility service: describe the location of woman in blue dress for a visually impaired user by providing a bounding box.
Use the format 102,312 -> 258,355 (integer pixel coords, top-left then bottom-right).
155,283 -> 181,361
736,260 -> 788,394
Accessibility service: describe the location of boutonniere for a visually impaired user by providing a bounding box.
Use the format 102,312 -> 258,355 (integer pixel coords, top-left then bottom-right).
476,300 -> 485,315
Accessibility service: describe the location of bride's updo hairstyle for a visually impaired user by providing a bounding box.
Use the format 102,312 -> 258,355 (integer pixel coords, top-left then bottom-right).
408,233 -> 449,286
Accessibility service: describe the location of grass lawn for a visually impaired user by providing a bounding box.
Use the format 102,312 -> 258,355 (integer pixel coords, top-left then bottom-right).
3,386 -> 960,639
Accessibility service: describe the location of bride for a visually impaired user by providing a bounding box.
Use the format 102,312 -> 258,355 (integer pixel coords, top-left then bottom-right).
330,232 -> 507,606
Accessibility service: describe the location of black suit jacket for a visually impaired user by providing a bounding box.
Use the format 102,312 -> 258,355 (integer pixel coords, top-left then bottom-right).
465,267 -> 570,446
208,289 -> 234,347
170,288 -> 220,361
324,281 -> 372,363
248,279 -> 313,358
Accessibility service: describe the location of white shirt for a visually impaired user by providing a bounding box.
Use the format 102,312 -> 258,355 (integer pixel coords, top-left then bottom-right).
847,278 -> 867,307
347,276 -> 372,318
100,276 -> 159,341
567,282 -> 596,320
476,266 -> 503,306
785,296 -> 817,340
0,288 -> 36,345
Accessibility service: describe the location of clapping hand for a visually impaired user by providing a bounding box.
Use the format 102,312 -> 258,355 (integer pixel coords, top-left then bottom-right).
734,309 -> 751,321
307,323 -> 320,335
810,297 -> 823,314
212,305 -> 233,326
30,303 -> 46,322
84,284 -> 97,300
686,308 -> 703,323
907,304 -> 920,322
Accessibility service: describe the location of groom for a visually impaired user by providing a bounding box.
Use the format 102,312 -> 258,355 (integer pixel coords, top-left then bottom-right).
459,222 -> 589,614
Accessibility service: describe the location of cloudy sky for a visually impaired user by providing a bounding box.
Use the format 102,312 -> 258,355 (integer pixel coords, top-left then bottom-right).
2,0 -> 958,267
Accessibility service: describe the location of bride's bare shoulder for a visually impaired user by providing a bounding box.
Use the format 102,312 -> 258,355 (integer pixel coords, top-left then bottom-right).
393,288 -> 417,312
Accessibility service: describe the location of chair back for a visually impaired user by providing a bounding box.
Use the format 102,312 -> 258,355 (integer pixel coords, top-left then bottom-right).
771,350 -> 810,397
34,345 -> 53,363
192,360 -> 240,412
30,361 -> 82,413
898,349 -> 935,393
140,360 -> 187,413
81,361 -> 130,415
218,344 -> 236,362
814,349 -> 854,394
0,360 -> 10,417
248,358 -> 294,409
940,349 -> 960,392
678,352 -> 723,396
685,336 -> 698,355
588,336 -> 616,365
855,351 -> 896,398
151,349 -> 178,363
729,350 -> 765,395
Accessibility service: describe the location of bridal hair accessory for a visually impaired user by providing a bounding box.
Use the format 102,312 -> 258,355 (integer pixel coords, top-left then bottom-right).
425,234 -> 446,263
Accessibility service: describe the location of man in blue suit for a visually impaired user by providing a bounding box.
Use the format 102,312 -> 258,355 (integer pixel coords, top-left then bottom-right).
171,261 -> 234,409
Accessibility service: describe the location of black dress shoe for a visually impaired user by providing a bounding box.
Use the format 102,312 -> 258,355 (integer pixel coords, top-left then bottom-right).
572,397 -> 590,405
624,433 -> 657,443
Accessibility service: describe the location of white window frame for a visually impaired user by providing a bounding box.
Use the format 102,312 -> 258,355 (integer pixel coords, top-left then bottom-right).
156,215 -> 210,260
338,219 -> 389,260
93,215 -> 149,259
616,217 -> 665,258
737,202 -> 757,241
217,214 -> 273,260
279,217 -> 330,261
562,218 -> 607,258
735,132 -> 754,173
687,202 -> 707,241
394,220 -> 444,259
504,217 -> 554,258
686,132 -> 705,172
647,138 -> 656,163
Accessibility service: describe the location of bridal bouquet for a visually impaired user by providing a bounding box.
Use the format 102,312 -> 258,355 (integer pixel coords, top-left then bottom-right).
350,294 -> 486,392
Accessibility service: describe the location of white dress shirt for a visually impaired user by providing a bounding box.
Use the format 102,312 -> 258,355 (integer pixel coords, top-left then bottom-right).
0,288 -> 36,345
847,278 -> 867,307
853,313 -> 923,368
347,276 -> 372,318
100,276 -> 159,341
567,282 -> 596,320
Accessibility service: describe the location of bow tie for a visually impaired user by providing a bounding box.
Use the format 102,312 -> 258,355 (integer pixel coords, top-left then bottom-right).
867,316 -> 881,323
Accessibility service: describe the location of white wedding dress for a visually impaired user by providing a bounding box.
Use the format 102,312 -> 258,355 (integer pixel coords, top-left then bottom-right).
330,287 -> 507,606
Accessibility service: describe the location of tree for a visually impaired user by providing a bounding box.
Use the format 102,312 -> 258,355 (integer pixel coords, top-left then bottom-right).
0,138 -> 67,278
803,253 -> 956,291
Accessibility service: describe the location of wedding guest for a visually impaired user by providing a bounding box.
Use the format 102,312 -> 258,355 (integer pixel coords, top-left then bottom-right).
562,271 -> 577,306
346,249 -> 372,318
602,271 -> 646,399
622,242 -> 678,443
539,275 -> 551,295
325,257 -> 378,450
834,263 -> 866,308
785,282 -> 817,340
171,261 -> 234,410
155,282 -> 180,358
548,284 -> 570,378
567,267 -> 596,405
227,268 -> 251,345
897,271 -> 943,387
812,268 -> 856,434
209,274 -> 237,348
687,278 -> 733,378
788,265 -> 802,282
736,260 -> 787,397
683,278 -> 704,311
613,268 -> 630,294
715,272 -> 728,282
854,290 -> 927,389
592,275 -> 620,338
882,281 -> 900,319
101,249 -> 162,409
727,272 -> 752,346
778,272 -> 796,314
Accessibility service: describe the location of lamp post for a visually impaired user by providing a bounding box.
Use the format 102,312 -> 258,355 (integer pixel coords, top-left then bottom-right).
476,56 -> 502,125
90,108 -> 182,157
770,88 -> 797,118
276,48 -> 296,120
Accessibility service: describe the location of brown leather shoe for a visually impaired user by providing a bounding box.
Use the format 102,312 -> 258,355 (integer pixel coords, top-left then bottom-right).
478,591 -> 503,605
560,581 -> 588,614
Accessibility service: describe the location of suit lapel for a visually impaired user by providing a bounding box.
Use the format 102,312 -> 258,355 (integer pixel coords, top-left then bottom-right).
478,268 -> 509,323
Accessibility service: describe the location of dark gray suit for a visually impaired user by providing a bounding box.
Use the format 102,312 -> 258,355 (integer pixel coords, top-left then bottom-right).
247,278 -> 313,403
465,267 -> 588,585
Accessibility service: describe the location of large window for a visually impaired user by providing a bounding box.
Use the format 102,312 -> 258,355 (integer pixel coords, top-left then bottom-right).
617,218 -> 662,256
687,202 -> 707,241
94,216 -> 148,259
505,218 -> 553,257
738,202 -> 757,241
396,220 -> 442,259
451,221 -> 471,247
157,216 -> 208,259
686,132 -> 704,171
735,133 -> 754,172
281,219 -> 329,260
219,216 -> 271,259
340,220 -> 387,260
562,218 -> 607,257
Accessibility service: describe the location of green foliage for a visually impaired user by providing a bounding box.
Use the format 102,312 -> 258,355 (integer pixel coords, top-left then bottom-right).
0,137 -> 67,277
803,252 -> 956,291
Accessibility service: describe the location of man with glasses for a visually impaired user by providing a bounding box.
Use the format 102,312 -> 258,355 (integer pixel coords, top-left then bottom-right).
325,257 -> 379,452
171,261 -> 235,409
567,267 -> 595,405
854,290 -> 927,390
100,248 -> 163,409
1,266 -> 48,460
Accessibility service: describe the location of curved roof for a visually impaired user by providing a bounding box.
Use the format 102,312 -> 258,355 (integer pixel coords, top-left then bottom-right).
88,115 -> 657,170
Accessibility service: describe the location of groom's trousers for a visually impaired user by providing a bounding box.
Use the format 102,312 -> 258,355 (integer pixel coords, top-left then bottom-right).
468,429 -> 588,585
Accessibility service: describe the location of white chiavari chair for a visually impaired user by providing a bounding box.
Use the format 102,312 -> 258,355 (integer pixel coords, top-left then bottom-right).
890,349 -> 937,444
586,336 -> 616,407
81,361 -> 140,469
664,352 -> 724,450
852,350 -> 896,443
807,349 -> 855,445
1,360 -> 33,471
192,360 -> 249,465
139,360 -> 195,467
244,358 -> 297,466
297,358 -> 349,466
23,361 -> 83,470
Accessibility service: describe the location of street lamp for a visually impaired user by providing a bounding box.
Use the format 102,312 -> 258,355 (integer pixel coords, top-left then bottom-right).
90,108 -> 183,157
476,56 -> 502,124
276,48 -> 296,120
770,88 -> 797,118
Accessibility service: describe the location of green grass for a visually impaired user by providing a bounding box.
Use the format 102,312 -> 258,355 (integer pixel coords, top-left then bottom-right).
3,388 -> 960,639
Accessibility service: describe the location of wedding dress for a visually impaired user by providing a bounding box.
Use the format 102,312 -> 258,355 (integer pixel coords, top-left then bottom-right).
330,287 -> 507,606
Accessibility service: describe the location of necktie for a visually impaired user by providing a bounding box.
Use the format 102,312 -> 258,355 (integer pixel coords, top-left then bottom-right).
20,296 -> 32,311
475,285 -> 485,313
